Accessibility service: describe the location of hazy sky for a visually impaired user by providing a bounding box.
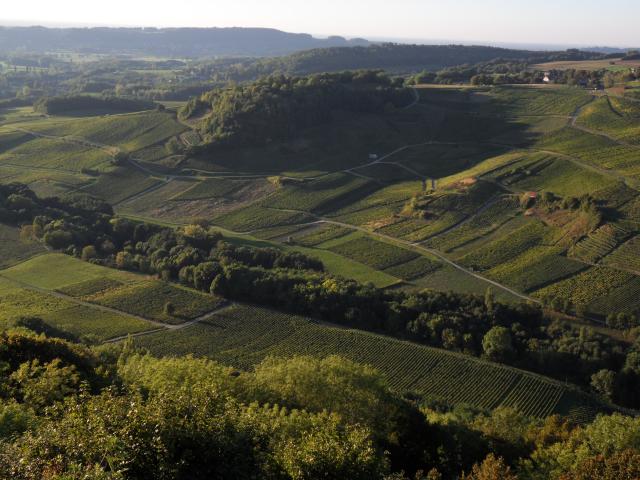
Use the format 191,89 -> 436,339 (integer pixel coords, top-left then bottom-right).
1,0 -> 638,47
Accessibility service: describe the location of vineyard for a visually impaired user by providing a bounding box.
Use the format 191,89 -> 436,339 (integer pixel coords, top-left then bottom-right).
0,136 -> 113,173
489,85 -> 592,116
57,277 -> 125,298
534,266 -> 640,315
383,255 -> 442,280
172,178 -> 261,201
459,221 -> 549,271
603,235 -> 640,273
0,275 -> 154,340
41,305 -> 154,341
423,196 -> 519,253
30,111 -> 187,153
213,205 -> 314,232
133,304 -> 604,421
291,224 -> 352,247
486,246 -> 586,293
1,253 -> 139,290
85,281 -> 224,325
577,96 -> 640,145
412,265 -> 522,302
402,181 -> 504,242
587,276 -> 640,317
263,173 -> 380,214
326,233 -> 419,269
87,167 -> 162,205
537,127 -> 640,178
569,222 -> 633,263
488,154 -> 614,198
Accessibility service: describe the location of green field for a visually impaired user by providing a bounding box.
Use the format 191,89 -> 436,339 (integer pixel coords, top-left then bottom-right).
134,303 -> 604,420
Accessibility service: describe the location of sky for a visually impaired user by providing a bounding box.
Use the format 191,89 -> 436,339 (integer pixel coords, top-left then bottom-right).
1,0 -> 638,47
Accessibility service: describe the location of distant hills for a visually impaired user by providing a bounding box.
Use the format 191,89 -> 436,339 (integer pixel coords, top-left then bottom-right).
210,44 -> 606,81
0,26 -> 370,57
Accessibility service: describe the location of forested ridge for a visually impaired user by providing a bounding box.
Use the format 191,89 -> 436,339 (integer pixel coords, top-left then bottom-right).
181,71 -> 412,150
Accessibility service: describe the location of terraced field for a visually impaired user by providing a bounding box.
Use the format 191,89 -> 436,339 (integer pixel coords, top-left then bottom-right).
134,304 -> 605,420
